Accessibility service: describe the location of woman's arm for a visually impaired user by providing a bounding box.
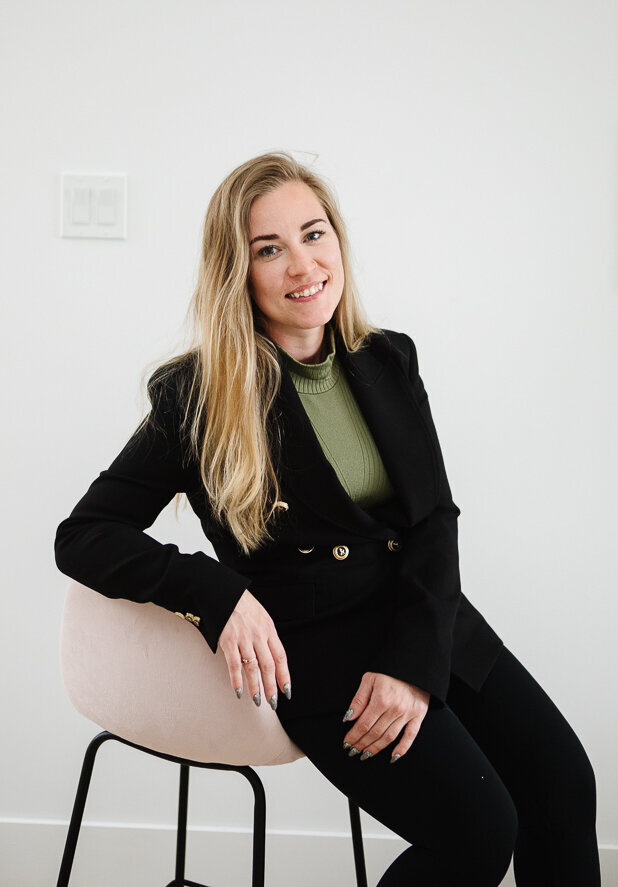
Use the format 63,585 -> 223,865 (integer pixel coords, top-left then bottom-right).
54,365 -> 253,655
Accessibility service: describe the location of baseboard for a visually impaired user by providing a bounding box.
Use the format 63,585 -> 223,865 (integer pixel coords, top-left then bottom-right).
1,819 -> 615,886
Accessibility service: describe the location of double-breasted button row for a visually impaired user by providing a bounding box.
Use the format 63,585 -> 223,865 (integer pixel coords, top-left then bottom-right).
296,539 -> 402,558
280,500 -> 402,558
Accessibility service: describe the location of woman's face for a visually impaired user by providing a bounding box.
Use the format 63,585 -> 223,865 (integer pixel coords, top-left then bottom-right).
247,180 -> 344,357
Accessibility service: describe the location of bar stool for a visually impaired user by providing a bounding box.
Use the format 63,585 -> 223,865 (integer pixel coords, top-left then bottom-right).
56,580 -> 368,887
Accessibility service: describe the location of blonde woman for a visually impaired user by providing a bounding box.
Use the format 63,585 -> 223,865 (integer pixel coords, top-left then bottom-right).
55,152 -> 600,886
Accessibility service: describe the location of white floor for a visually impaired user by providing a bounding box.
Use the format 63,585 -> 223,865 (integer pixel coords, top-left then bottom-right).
2,820 -> 616,886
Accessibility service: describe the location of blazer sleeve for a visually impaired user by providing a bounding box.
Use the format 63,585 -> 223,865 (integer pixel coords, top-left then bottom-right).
54,365 -> 253,654
367,333 -> 462,707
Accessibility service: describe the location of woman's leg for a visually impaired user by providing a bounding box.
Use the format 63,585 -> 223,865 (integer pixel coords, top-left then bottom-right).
280,704 -> 518,886
446,646 -> 601,886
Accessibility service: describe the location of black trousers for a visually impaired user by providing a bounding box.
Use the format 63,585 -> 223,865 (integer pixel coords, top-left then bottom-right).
278,646 -> 601,886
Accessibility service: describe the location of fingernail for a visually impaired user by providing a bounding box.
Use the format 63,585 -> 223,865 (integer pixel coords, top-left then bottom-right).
253,692 -> 261,707
342,708 -> 354,722
359,750 -> 373,761
390,753 -> 401,764
283,682 -> 292,700
343,741 -> 352,751
348,746 -> 360,757
269,694 -> 278,711
235,687 -> 242,699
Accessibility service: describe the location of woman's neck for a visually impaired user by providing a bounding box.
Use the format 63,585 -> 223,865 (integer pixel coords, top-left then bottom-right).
271,323 -> 331,364
275,322 -> 335,366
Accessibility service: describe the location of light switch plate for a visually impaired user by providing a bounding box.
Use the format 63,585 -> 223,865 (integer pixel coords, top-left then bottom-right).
61,172 -> 127,239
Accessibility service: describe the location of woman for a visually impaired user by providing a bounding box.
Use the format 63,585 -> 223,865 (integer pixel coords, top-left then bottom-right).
55,152 -> 601,885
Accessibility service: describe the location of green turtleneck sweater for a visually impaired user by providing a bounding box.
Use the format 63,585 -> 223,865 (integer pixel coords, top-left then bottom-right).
276,324 -> 396,510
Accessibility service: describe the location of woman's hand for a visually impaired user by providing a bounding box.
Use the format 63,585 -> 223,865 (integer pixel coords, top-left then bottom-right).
342,672 -> 430,762
218,589 -> 291,711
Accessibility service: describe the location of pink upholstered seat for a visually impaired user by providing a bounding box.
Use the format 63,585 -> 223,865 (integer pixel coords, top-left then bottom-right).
60,580 -> 304,767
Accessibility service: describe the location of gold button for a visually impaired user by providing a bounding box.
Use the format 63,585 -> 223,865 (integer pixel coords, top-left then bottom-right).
185,612 -> 201,627
297,546 -> 315,554
273,500 -> 289,511
387,539 -> 401,552
333,545 -> 349,560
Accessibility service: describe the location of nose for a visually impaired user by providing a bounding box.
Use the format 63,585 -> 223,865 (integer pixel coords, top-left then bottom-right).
287,243 -> 317,278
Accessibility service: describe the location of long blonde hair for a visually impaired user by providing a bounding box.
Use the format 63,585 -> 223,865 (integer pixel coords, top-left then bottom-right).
142,151 -> 382,555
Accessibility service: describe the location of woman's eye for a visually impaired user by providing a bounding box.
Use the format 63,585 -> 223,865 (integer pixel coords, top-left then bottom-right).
257,244 -> 279,258
306,229 -> 325,242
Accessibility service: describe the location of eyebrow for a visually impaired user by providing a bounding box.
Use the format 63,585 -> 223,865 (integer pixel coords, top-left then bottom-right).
249,218 -> 327,247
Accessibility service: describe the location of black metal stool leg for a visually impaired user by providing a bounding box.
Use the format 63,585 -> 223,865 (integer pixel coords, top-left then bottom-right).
56,731 -> 115,887
174,764 -> 190,887
236,766 -> 266,887
348,799 -> 368,887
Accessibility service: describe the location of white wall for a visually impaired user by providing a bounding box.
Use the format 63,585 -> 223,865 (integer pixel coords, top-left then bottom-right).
1,1 -> 617,884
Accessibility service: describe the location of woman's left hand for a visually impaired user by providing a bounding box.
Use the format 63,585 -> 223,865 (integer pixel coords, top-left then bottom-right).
342,672 -> 430,762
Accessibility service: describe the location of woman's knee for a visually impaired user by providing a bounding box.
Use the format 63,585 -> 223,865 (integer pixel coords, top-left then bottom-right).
377,786 -> 517,887
454,784 -> 518,885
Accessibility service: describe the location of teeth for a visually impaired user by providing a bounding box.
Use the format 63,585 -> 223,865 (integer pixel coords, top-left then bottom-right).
287,281 -> 324,299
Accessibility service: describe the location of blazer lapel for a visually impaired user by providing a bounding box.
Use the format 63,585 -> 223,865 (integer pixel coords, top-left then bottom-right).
274,328 -> 438,536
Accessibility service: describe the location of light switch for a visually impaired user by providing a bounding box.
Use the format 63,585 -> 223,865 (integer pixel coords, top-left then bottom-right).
71,187 -> 92,225
97,187 -> 117,225
61,173 -> 127,239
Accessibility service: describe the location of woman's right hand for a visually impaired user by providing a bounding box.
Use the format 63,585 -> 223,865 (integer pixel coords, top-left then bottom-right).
218,589 -> 291,711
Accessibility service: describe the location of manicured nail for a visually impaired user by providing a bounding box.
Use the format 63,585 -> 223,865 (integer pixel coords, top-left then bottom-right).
235,687 -> 242,699
360,750 -> 373,761
348,746 -> 360,757
342,708 -> 354,722
283,682 -> 292,700
269,694 -> 278,711
343,741 -> 352,751
253,692 -> 261,707
390,753 -> 401,764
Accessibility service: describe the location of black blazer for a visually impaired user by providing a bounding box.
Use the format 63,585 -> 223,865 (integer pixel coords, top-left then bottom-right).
54,327 -> 503,707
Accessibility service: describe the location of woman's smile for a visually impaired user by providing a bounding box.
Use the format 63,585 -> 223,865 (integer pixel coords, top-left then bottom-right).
285,280 -> 326,300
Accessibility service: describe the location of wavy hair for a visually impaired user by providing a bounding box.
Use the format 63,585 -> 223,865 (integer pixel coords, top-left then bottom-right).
141,151 -> 383,555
